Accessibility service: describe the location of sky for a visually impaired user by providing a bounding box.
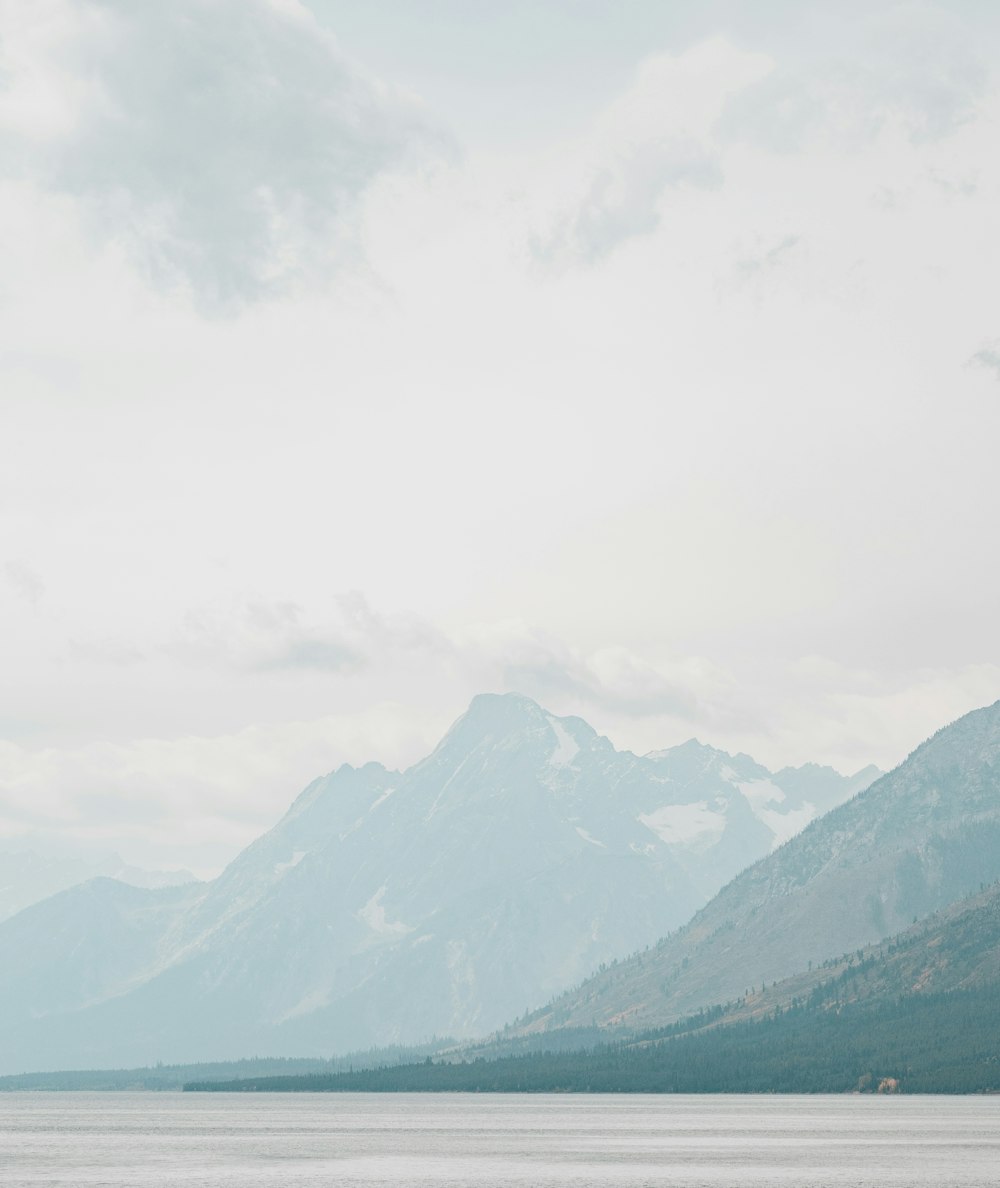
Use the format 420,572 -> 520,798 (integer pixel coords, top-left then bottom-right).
2,0 -> 1000,876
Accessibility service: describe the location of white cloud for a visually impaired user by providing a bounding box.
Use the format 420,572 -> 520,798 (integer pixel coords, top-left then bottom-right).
2,612 -> 996,875
453,619 -> 705,722
750,661 -> 1000,775
719,4 -> 990,152
3,560 -> 44,607
969,342 -> 1000,380
0,0 -> 442,305
0,701 -> 451,875
532,39 -> 771,263
176,599 -> 362,674
1,6 -> 1000,878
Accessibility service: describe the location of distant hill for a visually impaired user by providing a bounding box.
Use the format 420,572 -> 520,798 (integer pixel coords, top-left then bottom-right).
515,700 -> 1000,1038
0,1040 -> 448,1092
0,848 -> 197,923
0,693 -> 870,1073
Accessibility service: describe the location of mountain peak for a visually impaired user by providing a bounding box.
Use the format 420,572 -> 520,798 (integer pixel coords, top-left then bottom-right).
644,737 -> 769,784
646,738 -> 717,760
462,693 -> 600,751
413,693 -> 603,787
464,691 -> 546,723
429,692 -> 543,750
850,763 -> 882,783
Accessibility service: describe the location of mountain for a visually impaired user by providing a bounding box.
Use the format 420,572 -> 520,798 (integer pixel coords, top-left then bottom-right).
0,693 -> 872,1073
0,848 -> 198,923
518,699 -> 1000,1037
677,877 -> 1000,1029
204,882 -> 1000,1095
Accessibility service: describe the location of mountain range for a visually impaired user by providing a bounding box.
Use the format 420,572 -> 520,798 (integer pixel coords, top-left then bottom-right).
211,879 -> 1000,1095
519,698 -> 1000,1037
0,848 -> 197,923
0,692 -> 876,1073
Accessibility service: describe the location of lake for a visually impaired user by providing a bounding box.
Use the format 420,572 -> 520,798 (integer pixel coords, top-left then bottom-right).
2,1092 -> 998,1186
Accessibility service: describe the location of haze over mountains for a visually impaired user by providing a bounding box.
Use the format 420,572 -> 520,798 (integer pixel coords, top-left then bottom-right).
0,693 -> 875,1074
225,880 -> 1000,1096
522,699 -> 1000,1037
0,849 -> 196,924
183,699 -> 1000,1096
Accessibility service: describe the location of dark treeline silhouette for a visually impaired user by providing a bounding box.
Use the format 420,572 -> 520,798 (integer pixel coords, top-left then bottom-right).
185,984 -> 1000,1094
0,1041 -> 451,1092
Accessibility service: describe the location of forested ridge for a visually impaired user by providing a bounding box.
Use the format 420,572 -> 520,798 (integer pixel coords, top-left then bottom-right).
0,1041 -> 449,1092
185,983 -> 1000,1094
186,885 -> 1000,1094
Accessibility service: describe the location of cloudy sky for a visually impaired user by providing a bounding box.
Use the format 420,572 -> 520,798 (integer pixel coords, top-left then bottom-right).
2,0 -> 999,875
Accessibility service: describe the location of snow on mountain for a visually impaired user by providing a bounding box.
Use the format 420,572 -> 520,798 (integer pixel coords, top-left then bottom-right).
0,693 -> 877,1071
521,699 -> 1000,1039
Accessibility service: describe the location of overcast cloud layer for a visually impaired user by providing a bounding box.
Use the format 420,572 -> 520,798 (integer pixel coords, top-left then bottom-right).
2,0 -> 999,874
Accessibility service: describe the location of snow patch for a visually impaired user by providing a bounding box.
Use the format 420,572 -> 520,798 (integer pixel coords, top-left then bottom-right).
425,757 -> 471,821
546,716 -> 579,768
756,803 -> 817,850
338,816 -> 365,841
574,826 -> 606,848
639,803 -> 727,852
736,779 -> 816,849
277,985 -> 330,1023
274,851 -> 306,875
357,885 -> 412,938
629,841 -> 657,856
369,786 -> 396,812
737,778 -> 786,809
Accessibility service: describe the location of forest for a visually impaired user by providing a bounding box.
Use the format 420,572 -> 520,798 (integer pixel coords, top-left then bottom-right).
185,982 -> 1000,1094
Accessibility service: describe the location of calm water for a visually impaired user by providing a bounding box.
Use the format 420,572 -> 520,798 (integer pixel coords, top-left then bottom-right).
1,1092 -> 998,1186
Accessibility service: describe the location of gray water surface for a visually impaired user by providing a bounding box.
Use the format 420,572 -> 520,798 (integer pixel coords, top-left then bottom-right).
2,1092 -> 998,1186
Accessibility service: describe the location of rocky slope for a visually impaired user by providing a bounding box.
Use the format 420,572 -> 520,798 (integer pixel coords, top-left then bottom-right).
519,699 -> 1000,1036
0,693 -> 872,1072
